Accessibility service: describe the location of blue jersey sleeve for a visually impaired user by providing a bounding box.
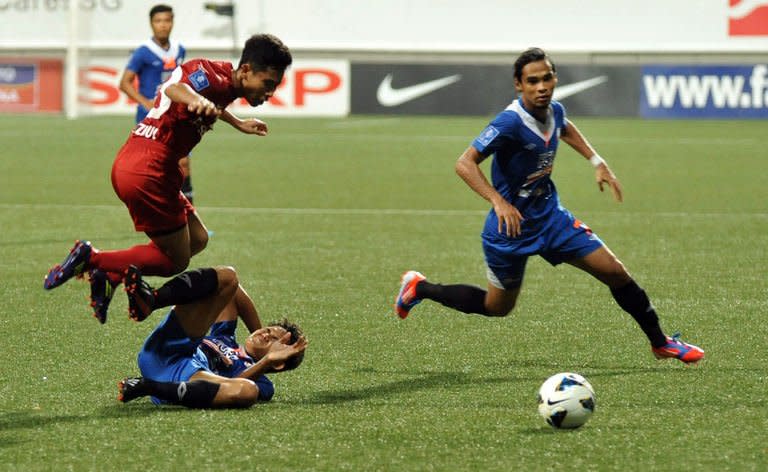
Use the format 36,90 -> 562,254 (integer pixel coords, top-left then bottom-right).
125,47 -> 145,73
471,112 -> 518,156
254,375 -> 274,401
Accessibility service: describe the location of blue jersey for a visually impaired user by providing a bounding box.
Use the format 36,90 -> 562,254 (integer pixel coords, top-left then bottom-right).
472,98 -> 603,288
125,38 -> 185,123
197,320 -> 259,378
472,98 -> 567,225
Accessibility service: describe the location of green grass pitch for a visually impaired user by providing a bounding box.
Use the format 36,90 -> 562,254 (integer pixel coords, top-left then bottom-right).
0,114 -> 765,471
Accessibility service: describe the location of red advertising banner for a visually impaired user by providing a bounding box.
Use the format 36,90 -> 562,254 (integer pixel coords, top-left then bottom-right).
729,0 -> 768,36
0,59 -> 62,112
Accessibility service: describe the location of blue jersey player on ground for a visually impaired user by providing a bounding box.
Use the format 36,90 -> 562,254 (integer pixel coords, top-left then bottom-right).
117,265 -> 307,408
395,48 -> 704,364
118,4 -> 194,204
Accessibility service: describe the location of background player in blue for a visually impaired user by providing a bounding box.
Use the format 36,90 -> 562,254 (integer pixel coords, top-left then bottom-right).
395,48 -> 704,364
118,4 -> 194,204
117,265 -> 307,408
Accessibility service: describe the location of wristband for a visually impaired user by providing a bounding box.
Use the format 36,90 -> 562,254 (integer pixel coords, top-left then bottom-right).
589,154 -> 605,168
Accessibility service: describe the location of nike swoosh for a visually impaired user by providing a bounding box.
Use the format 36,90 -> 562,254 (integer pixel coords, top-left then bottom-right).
547,398 -> 567,405
553,76 -> 608,101
377,74 -> 461,107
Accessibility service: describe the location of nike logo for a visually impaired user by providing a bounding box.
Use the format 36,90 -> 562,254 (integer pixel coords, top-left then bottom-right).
553,76 -> 608,101
547,399 -> 567,405
377,73 -> 461,107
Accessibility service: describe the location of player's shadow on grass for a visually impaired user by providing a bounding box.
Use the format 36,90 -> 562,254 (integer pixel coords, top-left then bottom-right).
0,411 -> 104,448
300,369 -> 532,405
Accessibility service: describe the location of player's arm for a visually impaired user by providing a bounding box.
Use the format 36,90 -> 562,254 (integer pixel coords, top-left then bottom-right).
219,109 -> 269,136
561,118 -> 623,202
119,69 -> 154,111
163,82 -> 221,117
455,145 -> 524,237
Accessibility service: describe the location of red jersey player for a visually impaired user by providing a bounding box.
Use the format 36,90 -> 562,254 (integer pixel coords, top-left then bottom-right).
43,34 -> 292,324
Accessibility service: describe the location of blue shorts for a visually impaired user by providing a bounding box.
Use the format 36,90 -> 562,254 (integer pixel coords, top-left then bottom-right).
137,310 -> 209,384
482,205 -> 603,289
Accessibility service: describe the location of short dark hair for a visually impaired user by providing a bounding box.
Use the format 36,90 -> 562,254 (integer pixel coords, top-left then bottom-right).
149,4 -> 173,19
514,47 -> 555,81
271,318 -> 305,372
238,34 -> 292,72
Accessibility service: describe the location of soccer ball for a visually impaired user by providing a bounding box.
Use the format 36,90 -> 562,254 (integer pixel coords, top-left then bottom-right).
537,372 -> 596,429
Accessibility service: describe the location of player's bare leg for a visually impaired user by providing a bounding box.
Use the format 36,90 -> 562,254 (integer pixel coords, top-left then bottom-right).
187,211 -> 209,257
483,283 -> 521,316
147,224 -> 193,274
172,266 -> 238,337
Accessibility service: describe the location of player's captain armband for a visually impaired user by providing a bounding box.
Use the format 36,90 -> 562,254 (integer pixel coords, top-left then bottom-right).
589,154 -> 606,168
477,125 -> 500,147
189,68 -> 210,91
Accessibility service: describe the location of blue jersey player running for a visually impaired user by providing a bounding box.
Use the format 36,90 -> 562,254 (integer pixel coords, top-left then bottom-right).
395,48 -> 704,364
118,265 -> 307,408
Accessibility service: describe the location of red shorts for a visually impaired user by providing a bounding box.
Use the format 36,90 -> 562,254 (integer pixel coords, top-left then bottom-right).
111,140 -> 196,233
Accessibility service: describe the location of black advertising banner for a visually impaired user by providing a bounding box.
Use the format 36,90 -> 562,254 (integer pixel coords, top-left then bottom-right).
351,63 -> 642,117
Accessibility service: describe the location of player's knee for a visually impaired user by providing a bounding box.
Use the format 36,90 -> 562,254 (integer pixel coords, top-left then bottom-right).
224,379 -> 260,407
485,298 -> 516,317
216,266 -> 239,296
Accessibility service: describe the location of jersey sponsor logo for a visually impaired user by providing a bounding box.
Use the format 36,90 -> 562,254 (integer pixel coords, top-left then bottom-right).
728,0 -> 768,36
376,73 -> 461,107
640,65 -> 768,118
133,122 -> 159,139
477,125 -> 500,146
189,68 -> 210,91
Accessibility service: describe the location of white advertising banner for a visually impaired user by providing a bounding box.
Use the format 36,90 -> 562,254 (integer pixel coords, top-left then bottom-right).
79,57 -> 349,116
1,0 -> 767,53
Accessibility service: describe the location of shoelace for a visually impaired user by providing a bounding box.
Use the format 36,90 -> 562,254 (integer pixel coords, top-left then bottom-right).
669,332 -> 684,346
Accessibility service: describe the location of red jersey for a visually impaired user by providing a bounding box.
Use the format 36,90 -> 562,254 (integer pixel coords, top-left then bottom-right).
126,59 -> 238,159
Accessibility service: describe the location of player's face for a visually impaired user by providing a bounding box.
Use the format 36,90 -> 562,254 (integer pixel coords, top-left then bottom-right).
238,66 -> 284,107
244,325 -> 291,360
150,12 -> 174,42
515,59 -> 557,112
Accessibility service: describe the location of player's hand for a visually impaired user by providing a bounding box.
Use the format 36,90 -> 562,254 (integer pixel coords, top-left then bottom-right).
238,118 -> 269,136
492,198 -> 524,237
265,335 -> 308,365
187,98 -> 221,117
595,164 -> 623,202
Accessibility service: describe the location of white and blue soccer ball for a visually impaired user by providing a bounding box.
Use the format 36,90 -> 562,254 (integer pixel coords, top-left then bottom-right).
537,372 -> 596,429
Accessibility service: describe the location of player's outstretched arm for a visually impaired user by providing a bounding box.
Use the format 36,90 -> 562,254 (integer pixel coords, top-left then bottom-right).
561,119 -> 623,202
220,109 -> 269,136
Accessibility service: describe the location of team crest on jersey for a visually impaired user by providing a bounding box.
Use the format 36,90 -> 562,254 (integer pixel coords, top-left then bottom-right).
477,125 -> 500,146
189,68 -> 210,91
